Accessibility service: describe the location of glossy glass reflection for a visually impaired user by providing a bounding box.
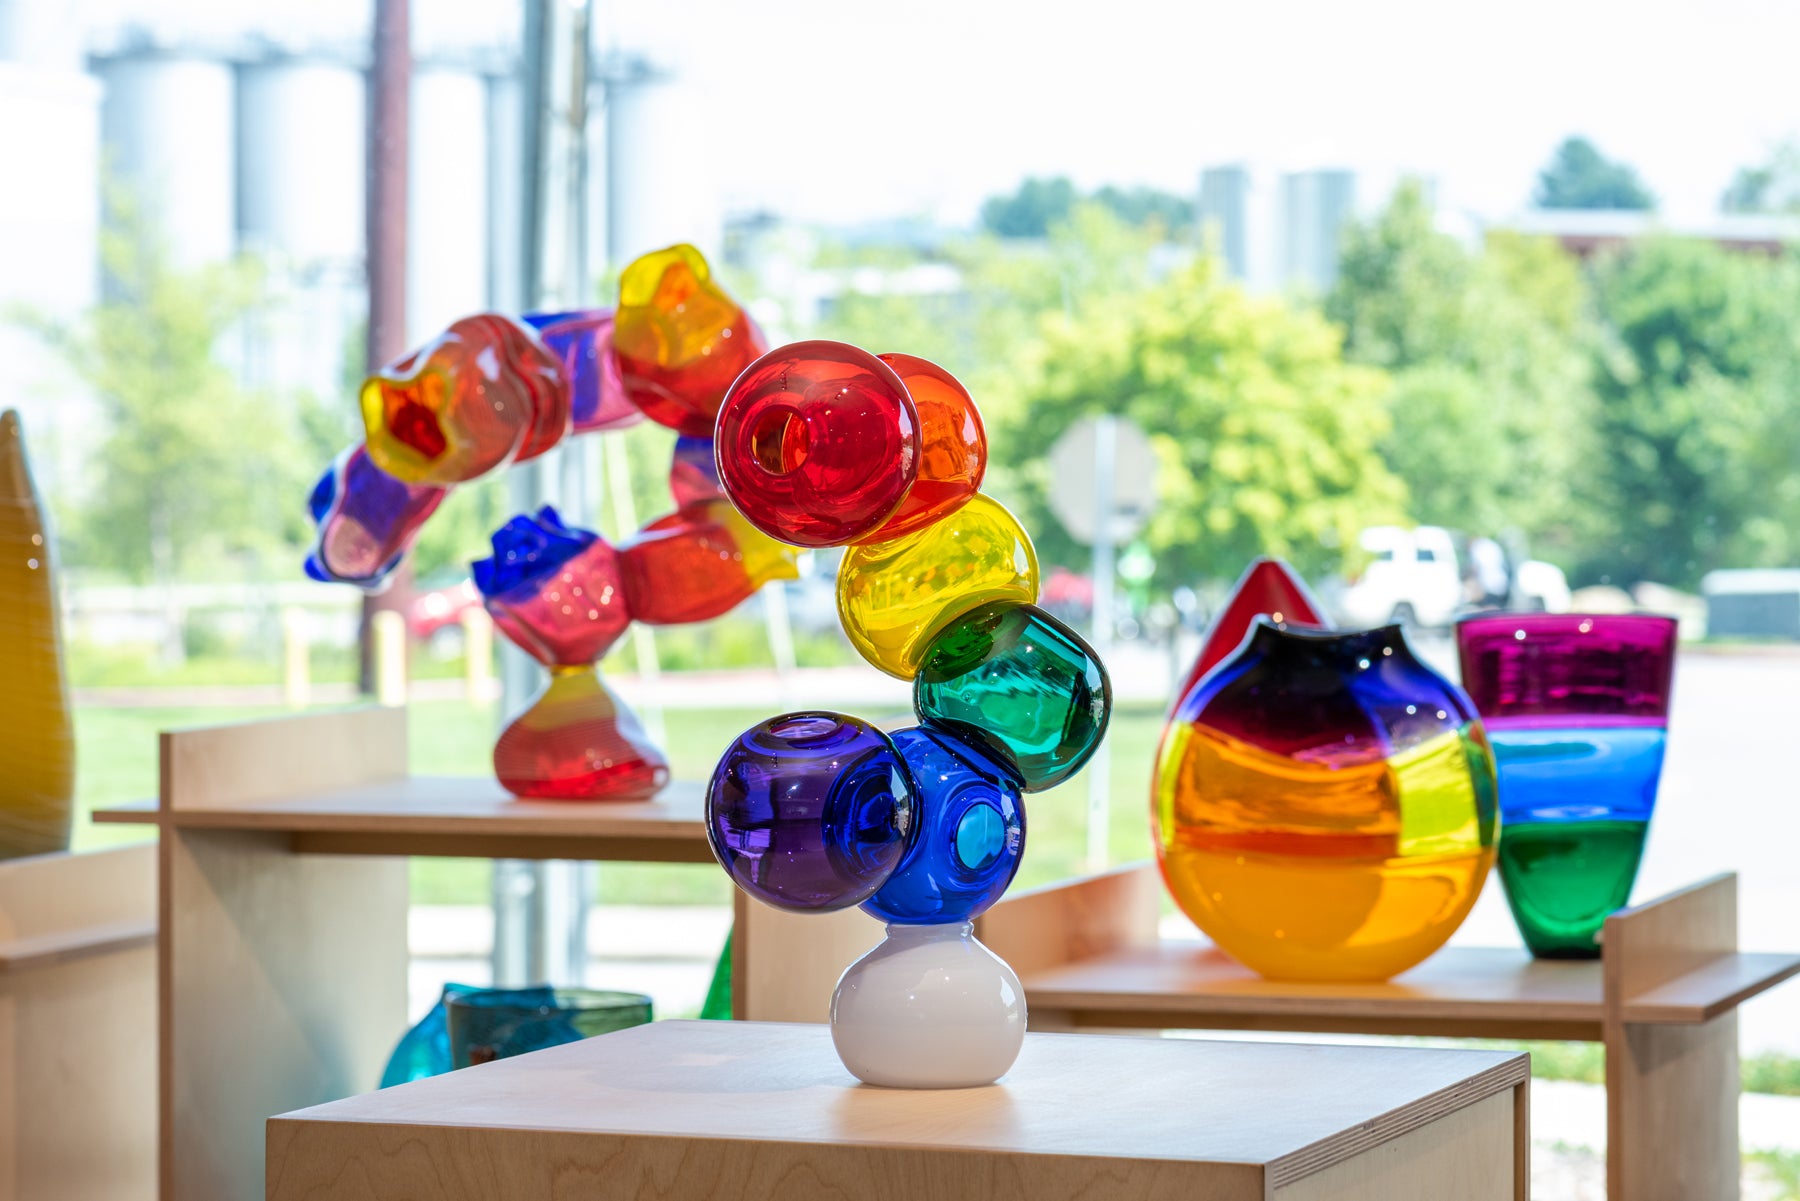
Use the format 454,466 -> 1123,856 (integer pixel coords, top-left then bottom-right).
1457,612 -> 1677,957
618,498 -> 799,626
914,601 -> 1110,791
520,308 -> 640,434
837,494 -> 1040,680
361,313 -> 569,486
715,340 -> 919,547
1154,620 -> 1497,981
706,712 -> 917,912
860,726 -> 1024,925
867,353 -> 987,541
1172,557 -> 1329,706
304,443 -> 447,589
612,244 -> 767,435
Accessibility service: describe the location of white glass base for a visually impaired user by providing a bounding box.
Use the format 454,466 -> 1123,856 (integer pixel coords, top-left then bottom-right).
829,921 -> 1027,1089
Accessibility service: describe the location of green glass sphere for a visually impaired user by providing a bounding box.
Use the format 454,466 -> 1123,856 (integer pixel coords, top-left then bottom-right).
913,601 -> 1111,792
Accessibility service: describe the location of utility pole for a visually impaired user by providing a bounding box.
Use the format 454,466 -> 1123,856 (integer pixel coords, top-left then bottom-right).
358,0 -> 411,695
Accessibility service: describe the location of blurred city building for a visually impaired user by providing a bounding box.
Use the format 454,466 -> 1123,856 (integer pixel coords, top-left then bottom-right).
1196,163 -> 1359,293
0,0 -> 713,503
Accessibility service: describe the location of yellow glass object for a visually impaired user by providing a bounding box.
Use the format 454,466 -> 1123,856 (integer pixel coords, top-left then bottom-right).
1154,621 -> 1495,982
612,244 -> 765,436
836,494 -> 1039,680
0,410 -> 73,859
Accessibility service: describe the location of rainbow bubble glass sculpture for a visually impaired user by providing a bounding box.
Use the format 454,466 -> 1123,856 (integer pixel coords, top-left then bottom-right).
1155,618 -> 1497,982
1457,613 -> 1677,958
705,340 -> 1110,1088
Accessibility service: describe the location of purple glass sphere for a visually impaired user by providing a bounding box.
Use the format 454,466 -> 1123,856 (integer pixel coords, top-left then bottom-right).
706,712 -> 917,912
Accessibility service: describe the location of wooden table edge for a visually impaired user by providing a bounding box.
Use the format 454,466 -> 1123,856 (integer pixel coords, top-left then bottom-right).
1266,1052 -> 1529,1189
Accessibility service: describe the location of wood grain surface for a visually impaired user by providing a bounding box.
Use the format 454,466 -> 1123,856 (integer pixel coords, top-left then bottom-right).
268,1020 -> 1525,1201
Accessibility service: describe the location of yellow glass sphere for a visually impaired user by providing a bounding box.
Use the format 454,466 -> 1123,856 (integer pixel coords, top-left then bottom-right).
836,494 -> 1039,679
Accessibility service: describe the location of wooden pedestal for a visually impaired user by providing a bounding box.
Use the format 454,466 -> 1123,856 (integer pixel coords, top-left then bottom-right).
268,1019 -> 1529,1201
0,843 -> 157,1201
734,864 -> 1799,1201
93,707 -> 716,1201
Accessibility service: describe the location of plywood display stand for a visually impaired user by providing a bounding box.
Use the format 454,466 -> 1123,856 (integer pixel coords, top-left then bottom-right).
740,864 -> 1799,1201
268,1019 -> 1530,1201
93,706 -> 716,1201
0,842 -> 157,1201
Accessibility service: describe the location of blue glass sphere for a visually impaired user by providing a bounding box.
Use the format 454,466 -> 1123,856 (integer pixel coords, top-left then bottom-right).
707,712 -> 917,912
860,726 -> 1024,925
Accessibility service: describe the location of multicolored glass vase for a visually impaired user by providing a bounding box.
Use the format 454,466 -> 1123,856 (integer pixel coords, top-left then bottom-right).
1456,613 -> 1677,958
705,341 -> 1111,1088
1155,619 -> 1497,981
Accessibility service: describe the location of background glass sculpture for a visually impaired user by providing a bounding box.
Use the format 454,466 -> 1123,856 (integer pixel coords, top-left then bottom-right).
445,987 -> 652,1069
0,410 -> 73,860
303,244 -> 797,801
1457,612 -> 1677,957
704,340 -> 1111,1088
1156,606 -> 1497,981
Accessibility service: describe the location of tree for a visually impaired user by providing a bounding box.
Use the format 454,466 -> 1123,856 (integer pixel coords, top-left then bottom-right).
14,202 -> 311,587
1720,141 -> 1800,214
1581,237 -> 1800,587
1091,185 -> 1195,235
1001,252 -> 1405,587
980,176 -> 1079,239
1327,182 -> 1597,556
1535,137 -> 1656,211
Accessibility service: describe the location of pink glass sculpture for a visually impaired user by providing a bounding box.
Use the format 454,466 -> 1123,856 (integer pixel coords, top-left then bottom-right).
474,508 -> 667,800
300,247 -> 796,799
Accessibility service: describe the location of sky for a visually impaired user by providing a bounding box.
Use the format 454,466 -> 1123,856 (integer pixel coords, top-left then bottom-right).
46,0 -> 1800,229
599,0 -> 1800,228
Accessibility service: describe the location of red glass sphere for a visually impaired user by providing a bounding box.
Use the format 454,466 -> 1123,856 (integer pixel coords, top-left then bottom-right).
714,341 -> 918,548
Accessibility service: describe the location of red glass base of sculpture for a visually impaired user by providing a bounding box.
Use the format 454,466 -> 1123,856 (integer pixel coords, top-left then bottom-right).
494,667 -> 670,800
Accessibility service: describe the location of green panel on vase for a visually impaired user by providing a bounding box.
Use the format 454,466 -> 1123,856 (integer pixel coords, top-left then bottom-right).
913,601 -> 1111,792
1497,819 -> 1650,958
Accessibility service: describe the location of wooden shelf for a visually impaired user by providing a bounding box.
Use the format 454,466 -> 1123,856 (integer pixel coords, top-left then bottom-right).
0,917 -> 157,973
1618,950 -> 1800,1024
1018,942 -> 1607,1040
268,1020 -> 1530,1201
93,776 -> 713,863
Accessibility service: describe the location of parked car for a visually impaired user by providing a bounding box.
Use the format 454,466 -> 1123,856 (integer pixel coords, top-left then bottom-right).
1337,526 -> 1570,629
407,579 -> 482,650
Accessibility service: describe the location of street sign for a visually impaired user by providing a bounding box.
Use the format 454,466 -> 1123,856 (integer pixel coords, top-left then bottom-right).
1044,413 -> 1158,873
1046,415 -> 1158,544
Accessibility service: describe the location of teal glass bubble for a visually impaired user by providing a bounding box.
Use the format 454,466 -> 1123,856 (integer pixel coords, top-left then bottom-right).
913,601 -> 1112,792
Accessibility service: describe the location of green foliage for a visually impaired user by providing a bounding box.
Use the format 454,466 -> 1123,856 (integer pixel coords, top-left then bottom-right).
981,176 -> 1196,239
1327,182 -> 1596,557
12,200 -> 318,584
1535,136 -> 1656,211
1582,236 -> 1800,586
981,176 -> 1080,238
1721,141 -> 1800,214
1003,248 -> 1405,585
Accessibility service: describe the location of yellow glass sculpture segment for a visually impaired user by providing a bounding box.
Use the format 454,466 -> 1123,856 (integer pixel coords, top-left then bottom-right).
836,494 -> 1039,680
0,410 -> 73,859
1154,622 -> 1496,982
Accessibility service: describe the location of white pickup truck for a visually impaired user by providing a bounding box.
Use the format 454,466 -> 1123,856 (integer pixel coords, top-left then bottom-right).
1335,525 -> 1570,629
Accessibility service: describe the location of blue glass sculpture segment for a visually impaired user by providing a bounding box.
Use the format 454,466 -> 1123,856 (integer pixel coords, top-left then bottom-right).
379,981 -> 482,1088
470,505 -> 597,597
860,726 -> 1024,925
706,712 -> 917,912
